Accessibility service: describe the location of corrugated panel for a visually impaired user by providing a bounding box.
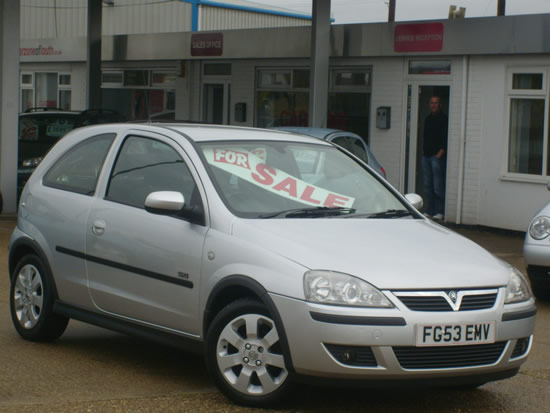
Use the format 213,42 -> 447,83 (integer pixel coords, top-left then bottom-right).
20,0 -> 192,39
21,0 -> 87,39
199,7 -> 310,31
102,0 -> 192,35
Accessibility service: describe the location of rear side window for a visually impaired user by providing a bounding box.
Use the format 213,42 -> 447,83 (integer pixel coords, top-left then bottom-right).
106,136 -> 197,208
331,136 -> 369,163
43,133 -> 116,195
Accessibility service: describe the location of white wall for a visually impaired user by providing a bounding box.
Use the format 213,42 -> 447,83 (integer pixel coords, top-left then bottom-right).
468,55 -> 550,231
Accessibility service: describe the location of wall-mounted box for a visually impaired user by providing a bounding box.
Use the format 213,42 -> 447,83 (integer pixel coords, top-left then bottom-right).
376,106 -> 391,129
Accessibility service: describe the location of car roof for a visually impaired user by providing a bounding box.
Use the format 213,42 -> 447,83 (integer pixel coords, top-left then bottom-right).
20,111 -> 79,117
156,123 -> 333,145
271,127 -> 360,140
73,123 -> 334,145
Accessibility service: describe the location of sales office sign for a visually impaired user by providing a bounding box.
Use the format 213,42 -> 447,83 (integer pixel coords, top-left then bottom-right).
191,33 -> 223,57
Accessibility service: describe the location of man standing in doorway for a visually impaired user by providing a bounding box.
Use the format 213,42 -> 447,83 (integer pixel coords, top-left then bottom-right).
422,96 -> 447,220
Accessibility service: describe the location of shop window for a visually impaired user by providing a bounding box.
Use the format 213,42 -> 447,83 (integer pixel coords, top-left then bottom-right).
512,73 -> 543,90
59,90 -> 72,111
21,73 -> 33,86
332,70 -> 371,89
152,72 -> 177,87
124,70 -> 150,87
36,73 -> 58,108
506,69 -> 549,177
256,91 -> 309,127
203,63 -> 231,76
508,98 -> 545,175
293,70 -> 310,89
258,70 -> 291,89
21,89 -> 34,112
102,71 -> 124,86
59,74 -> 71,86
408,60 -> 451,75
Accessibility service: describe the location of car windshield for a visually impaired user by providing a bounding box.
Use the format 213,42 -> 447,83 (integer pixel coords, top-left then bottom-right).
199,140 -> 410,219
18,113 -> 78,163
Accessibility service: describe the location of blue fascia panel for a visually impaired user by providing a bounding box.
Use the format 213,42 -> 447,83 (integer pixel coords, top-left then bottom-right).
180,0 -> 313,21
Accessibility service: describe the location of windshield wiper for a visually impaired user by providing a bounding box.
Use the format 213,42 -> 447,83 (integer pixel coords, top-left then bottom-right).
345,209 -> 413,219
259,206 -> 356,219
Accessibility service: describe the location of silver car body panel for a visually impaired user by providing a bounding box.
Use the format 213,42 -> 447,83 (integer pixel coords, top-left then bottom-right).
10,122 -> 536,382
524,202 -> 550,266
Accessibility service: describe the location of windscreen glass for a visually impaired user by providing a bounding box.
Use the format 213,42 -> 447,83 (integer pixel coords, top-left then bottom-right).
199,140 -> 407,218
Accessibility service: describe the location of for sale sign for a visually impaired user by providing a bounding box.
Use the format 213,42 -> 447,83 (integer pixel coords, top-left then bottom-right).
204,148 -> 355,208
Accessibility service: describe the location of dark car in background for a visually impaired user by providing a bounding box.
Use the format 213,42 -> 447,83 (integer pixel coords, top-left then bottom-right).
18,108 -> 125,195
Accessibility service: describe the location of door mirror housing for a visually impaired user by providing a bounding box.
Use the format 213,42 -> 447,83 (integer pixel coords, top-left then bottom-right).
144,191 -> 185,215
405,193 -> 423,210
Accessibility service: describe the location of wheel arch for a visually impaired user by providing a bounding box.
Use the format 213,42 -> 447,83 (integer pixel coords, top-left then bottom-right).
203,274 -> 295,373
8,237 -> 60,300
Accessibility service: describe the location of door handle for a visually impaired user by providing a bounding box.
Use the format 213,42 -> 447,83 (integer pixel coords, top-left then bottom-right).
92,219 -> 106,236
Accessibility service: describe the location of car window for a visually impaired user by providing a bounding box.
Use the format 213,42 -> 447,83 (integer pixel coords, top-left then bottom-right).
200,141 -> 404,218
106,136 -> 197,209
43,133 -> 116,195
19,113 -> 79,163
331,136 -> 369,164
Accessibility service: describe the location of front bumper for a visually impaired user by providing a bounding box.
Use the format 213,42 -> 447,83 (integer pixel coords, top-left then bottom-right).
270,289 -> 535,381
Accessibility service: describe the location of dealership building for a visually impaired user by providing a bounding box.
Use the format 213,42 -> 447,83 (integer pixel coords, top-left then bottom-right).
7,1 -> 550,231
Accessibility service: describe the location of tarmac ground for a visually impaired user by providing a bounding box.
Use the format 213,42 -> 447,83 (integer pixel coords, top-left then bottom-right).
0,217 -> 548,413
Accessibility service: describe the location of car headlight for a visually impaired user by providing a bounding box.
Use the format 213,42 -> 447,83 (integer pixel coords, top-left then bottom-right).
504,267 -> 532,304
529,216 -> 550,240
22,157 -> 43,168
303,270 -> 393,308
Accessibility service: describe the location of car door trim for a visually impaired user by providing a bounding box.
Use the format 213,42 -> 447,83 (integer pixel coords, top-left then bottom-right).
56,246 -> 194,289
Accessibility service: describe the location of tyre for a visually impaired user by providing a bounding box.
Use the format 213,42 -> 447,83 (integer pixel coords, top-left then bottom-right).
531,284 -> 550,301
10,254 -> 69,341
205,298 -> 292,407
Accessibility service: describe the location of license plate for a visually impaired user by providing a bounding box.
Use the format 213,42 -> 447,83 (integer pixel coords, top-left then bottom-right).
416,322 -> 496,346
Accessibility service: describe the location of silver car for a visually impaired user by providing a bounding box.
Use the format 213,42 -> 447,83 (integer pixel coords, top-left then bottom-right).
272,127 -> 386,178
524,189 -> 550,300
9,123 -> 536,407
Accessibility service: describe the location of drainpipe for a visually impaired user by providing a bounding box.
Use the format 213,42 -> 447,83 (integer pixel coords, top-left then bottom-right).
388,0 -> 395,22
456,55 -> 469,225
497,0 -> 506,16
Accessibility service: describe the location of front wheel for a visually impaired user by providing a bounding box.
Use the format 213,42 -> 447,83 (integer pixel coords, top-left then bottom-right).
205,299 -> 292,407
10,254 -> 69,341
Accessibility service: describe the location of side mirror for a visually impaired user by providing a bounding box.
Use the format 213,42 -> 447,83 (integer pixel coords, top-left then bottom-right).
547,182 -> 550,191
144,191 -> 185,215
405,193 -> 423,210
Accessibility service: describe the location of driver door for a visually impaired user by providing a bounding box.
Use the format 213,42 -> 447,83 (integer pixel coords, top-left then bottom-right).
85,133 -> 207,335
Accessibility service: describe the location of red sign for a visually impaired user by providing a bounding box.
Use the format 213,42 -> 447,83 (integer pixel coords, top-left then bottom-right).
191,33 -> 223,57
394,23 -> 444,53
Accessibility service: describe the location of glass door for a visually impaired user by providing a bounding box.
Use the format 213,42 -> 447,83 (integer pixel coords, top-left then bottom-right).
404,84 -> 450,203
202,82 -> 230,124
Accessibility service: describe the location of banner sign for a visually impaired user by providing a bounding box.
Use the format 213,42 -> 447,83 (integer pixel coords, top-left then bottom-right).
394,23 -> 444,53
191,33 -> 223,57
204,148 -> 354,208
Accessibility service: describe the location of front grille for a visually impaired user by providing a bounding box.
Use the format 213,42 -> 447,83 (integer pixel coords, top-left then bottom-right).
393,342 -> 506,369
396,292 -> 498,312
398,296 -> 451,311
511,337 -> 530,358
324,343 -> 377,367
459,293 -> 498,310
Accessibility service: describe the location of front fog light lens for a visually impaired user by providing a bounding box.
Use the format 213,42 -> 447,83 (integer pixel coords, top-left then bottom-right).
529,216 -> 550,240
304,270 -> 393,308
505,267 -> 532,304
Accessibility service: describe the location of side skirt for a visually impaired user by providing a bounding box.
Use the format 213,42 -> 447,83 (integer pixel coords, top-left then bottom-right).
54,301 -> 203,355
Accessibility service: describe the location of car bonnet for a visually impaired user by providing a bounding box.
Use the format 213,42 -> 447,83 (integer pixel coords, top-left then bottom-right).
230,218 -> 510,290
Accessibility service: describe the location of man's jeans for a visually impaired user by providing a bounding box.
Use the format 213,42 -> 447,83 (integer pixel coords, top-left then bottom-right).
422,155 -> 445,216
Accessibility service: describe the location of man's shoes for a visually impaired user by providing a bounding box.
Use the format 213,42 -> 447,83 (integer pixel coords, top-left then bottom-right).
432,213 -> 444,220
